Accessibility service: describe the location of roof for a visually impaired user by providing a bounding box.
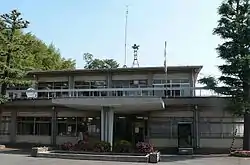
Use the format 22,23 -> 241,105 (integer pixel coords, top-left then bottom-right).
27,65 -> 203,76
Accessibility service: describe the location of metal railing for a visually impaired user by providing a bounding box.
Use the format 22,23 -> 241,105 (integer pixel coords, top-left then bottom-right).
5,87 -> 226,100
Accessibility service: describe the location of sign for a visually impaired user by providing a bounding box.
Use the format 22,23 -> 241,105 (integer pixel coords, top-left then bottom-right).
26,88 -> 38,98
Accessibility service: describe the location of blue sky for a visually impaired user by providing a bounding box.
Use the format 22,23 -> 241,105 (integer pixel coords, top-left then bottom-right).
1,0 -> 224,78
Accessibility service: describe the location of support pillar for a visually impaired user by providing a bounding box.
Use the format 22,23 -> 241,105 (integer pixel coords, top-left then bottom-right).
101,106 -> 114,149
193,105 -> 199,148
51,107 -> 57,146
10,111 -> 17,143
0,109 -> 2,136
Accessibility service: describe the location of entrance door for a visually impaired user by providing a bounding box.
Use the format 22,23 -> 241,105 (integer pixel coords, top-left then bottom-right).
178,123 -> 192,148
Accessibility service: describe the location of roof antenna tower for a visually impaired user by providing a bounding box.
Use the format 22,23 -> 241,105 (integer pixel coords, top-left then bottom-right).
132,44 -> 140,67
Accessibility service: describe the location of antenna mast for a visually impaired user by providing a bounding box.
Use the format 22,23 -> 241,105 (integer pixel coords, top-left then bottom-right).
123,5 -> 129,68
132,44 -> 140,67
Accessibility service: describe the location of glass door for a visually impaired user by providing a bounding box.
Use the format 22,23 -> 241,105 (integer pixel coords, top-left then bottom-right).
178,123 -> 192,148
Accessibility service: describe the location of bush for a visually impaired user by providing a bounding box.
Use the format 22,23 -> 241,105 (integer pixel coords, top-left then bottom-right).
61,142 -> 74,151
93,141 -> 111,152
230,150 -> 250,157
114,140 -> 133,153
136,142 -> 154,154
73,140 -> 89,151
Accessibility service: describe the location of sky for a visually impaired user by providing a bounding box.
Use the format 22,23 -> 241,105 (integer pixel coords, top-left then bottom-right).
0,0 -> 224,78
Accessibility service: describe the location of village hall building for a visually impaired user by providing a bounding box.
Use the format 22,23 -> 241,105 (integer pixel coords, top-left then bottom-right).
0,65 -> 244,153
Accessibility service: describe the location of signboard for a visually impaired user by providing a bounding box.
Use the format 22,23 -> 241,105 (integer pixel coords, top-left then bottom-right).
26,88 -> 38,99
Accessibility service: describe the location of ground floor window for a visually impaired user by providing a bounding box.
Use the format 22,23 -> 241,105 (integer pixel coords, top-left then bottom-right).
0,116 -> 10,135
57,117 -> 100,137
149,117 -> 193,138
199,117 -> 244,138
17,117 -> 51,136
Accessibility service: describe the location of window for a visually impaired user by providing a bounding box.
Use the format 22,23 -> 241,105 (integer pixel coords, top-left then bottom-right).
74,80 -> 107,96
149,117 -> 193,138
0,116 -> 10,135
17,117 -> 51,136
199,117 -> 244,138
37,81 -> 69,98
57,117 -> 100,137
149,121 -> 171,138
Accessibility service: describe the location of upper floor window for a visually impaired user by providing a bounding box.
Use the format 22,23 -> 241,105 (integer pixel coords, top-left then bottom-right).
74,80 -> 106,89
112,80 -> 148,88
38,81 -> 68,90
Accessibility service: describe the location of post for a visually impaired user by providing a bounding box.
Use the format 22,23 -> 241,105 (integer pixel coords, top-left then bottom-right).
10,111 -> 17,143
0,109 -> 2,136
193,105 -> 199,148
51,107 -> 57,146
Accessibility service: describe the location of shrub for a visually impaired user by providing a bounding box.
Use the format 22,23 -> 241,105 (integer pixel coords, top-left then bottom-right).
61,142 -> 74,151
136,142 -> 154,154
93,141 -> 111,152
73,140 -> 89,151
114,140 -> 133,153
230,150 -> 250,157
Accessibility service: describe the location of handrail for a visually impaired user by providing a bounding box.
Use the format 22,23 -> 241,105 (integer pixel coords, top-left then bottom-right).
6,87 -> 207,93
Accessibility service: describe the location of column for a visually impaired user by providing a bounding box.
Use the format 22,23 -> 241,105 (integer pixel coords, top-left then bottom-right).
193,105 -> 199,148
101,106 -> 114,149
10,111 -> 17,143
0,109 -> 2,136
51,107 -> 57,145
68,76 -> 74,97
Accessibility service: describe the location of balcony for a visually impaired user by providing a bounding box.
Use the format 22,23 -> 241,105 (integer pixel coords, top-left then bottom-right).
6,87 -> 224,100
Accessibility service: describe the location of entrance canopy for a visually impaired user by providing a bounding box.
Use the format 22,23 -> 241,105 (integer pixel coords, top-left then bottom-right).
52,97 -> 165,112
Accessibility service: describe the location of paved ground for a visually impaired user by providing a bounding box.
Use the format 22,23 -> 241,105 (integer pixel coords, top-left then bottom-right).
0,153 -> 250,165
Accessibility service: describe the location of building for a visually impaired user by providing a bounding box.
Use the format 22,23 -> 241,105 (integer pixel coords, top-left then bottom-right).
0,66 -> 244,153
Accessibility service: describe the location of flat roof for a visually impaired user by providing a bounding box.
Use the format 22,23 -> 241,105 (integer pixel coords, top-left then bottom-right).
27,65 -> 203,76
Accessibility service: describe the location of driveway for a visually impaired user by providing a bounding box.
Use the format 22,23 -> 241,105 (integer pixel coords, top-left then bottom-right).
0,153 -> 249,165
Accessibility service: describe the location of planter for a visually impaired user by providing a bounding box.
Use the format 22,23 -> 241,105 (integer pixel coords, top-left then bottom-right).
30,147 -> 49,157
0,145 -> 5,150
148,151 -> 160,163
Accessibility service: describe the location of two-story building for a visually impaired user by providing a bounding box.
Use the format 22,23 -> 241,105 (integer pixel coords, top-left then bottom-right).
0,65 -> 244,153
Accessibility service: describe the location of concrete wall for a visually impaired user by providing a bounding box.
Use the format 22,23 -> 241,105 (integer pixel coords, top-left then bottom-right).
148,105 -> 243,149
0,135 -> 10,143
16,135 -> 51,144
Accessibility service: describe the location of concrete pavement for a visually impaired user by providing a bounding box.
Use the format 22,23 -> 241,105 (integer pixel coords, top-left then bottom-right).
0,153 -> 249,165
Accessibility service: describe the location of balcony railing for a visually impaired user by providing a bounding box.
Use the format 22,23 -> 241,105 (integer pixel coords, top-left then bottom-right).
5,87 -> 226,100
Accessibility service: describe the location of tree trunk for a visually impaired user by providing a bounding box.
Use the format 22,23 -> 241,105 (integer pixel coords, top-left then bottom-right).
243,113 -> 250,150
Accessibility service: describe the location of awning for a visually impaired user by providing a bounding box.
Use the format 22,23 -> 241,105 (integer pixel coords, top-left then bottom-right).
52,96 -> 165,112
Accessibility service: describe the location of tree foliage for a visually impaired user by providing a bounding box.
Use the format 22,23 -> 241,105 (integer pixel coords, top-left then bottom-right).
83,53 -> 119,69
199,0 -> 250,115
198,0 -> 250,149
18,32 -> 75,70
0,10 -> 76,103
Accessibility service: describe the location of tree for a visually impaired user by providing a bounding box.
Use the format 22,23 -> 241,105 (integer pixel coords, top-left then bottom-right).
199,0 -> 250,150
83,53 -> 119,69
18,33 -> 75,70
0,10 -> 76,103
0,10 -> 30,102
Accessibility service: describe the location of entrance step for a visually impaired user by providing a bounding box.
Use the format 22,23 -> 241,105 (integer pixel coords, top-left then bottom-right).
178,148 -> 193,155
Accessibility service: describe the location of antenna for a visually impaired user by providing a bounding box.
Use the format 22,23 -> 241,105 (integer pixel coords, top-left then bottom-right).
164,41 -> 167,72
123,5 -> 129,68
132,44 -> 140,67
164,41 -> 168,94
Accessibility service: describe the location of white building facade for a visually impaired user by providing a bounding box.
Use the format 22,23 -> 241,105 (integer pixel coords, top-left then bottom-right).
0,66 -> 243,153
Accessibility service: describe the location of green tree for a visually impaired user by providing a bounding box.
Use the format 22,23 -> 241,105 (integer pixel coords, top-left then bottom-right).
0,10 -> 76,103
0,10 -> 30,102
199,0 -> 250,150
17,32 -> 75,71
83,53 -> 119,69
